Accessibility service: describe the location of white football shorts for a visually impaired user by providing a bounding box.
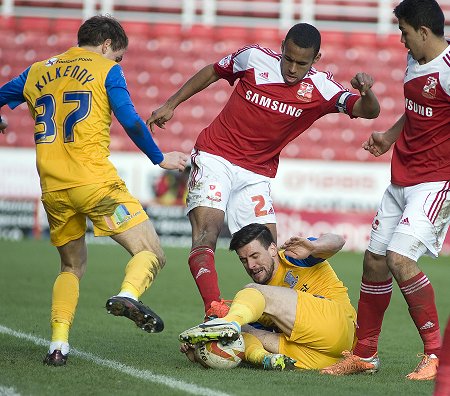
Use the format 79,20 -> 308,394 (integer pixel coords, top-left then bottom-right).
368,181 -> 450,261
186,149 -> 276,234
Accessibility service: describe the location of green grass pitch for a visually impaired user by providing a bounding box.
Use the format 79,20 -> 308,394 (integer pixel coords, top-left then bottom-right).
0,239 -> 448,395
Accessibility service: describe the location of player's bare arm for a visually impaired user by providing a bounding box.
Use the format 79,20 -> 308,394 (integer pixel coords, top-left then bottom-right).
159,151 -> 189,172
350,72 -> 380,119
0,117 -> 7,134
146,65 -> 220,132
362,114 -> 405,157
281,233 -> 345,259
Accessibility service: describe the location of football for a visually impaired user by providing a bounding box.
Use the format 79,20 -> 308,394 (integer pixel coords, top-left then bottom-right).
194,335 -> 245,369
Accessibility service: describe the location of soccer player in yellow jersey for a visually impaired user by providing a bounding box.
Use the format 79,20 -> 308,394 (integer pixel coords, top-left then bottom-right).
179,223 -> 356,370
0,15 -> 188,366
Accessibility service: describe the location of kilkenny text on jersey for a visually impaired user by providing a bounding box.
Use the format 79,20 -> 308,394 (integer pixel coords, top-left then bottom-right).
195,45 -> 359,177
23,47 -> 122,192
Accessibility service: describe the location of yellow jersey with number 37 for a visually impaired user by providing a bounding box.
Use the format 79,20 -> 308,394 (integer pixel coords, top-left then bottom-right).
21,47 -> 122,192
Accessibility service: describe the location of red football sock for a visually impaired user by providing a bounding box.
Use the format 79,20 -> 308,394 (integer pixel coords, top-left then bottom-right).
188,246 -> 221,312
434,318 -> 450,396
354,278 -> 393,358
399,272 -> 441,356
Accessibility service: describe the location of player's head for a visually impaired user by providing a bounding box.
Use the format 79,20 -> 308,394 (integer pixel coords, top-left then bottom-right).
78,15 -> 128,62
394,0 -> 445,62
229,223 -> 278,284
280,23 -> 321,85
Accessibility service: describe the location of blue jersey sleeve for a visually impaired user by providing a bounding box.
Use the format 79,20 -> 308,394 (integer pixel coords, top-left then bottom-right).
105,65 -> 164,165
0,67 -> 29,109
284,237 -> 325,267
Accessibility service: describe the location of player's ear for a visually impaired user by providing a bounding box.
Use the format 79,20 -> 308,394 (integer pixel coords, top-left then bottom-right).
101,39 -> 112,54
313,52 -> 321,64
281,40 -> 285,52
419,26 -> 429,41
269,242 -> 278,258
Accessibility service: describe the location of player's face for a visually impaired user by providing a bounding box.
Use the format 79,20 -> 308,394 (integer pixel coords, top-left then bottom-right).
280,39 -> 320,85
398,19 -> 426,64
236,240 -> 278,284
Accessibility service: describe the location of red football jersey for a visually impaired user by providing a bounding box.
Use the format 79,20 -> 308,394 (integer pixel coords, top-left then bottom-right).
194,45 -> 359,177
392,45 -> 450,186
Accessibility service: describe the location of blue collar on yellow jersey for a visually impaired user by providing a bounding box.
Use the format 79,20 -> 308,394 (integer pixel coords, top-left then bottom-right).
283,237 -> 325,267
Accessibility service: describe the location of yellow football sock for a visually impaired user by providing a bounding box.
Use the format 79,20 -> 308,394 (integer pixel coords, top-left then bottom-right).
120,251 -> 160,299
224,288 -> 266,326
50,272 -> 79,343
242,332 -> 268,365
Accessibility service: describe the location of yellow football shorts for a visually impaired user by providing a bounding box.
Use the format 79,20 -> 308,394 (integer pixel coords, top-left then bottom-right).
41,181 -> 149,246
278,290 -> 356,370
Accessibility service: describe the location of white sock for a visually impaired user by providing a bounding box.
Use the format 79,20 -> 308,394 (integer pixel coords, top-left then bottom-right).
116,291 -> 138,301
49,341 -> 70,355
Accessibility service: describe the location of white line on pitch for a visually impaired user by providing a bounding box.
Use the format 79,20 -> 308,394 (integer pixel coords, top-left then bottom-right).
0,325 -> 233,396
0,386 -> 21,396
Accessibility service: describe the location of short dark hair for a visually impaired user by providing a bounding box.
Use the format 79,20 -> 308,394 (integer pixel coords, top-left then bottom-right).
229,223 -> 275,252
394,0 -> 445,37
78,15 -> 128,51
284,23 -> 321,56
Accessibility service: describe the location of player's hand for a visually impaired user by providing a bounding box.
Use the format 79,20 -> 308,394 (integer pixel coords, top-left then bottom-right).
350,72 -> 374,96
362,131 -> 392,157
280,236 -> 315,259
146,104 -> 174,133
180,342 -> 198,364
0,119 -> 8,134
159,151 -> 189,172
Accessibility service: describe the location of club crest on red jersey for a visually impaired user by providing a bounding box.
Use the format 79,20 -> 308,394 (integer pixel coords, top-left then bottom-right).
422,76 -> 437,99
296,82 -> 314,102
218,55 -> 232,68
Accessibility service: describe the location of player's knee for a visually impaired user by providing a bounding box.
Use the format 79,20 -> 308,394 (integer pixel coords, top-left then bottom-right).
156,249 -> 166,269
243,282 -> 261,290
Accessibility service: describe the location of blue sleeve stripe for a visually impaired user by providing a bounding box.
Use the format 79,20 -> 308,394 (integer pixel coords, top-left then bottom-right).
285,255 -> 324,267
0,67 -> 30,109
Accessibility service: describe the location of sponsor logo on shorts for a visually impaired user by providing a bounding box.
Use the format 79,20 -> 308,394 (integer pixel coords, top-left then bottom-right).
207,183 -> 222,203
104,204 -> 141,230
400,217 -> 410,226
372,212 -> 380,230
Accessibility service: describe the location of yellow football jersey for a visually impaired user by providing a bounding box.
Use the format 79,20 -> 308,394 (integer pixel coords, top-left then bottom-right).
269,250 -> 356,316
23,47 -> 121,192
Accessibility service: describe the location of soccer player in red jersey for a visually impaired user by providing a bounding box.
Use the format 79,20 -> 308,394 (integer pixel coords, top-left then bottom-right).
321,0 -> 449,380
147,23 -> 380,320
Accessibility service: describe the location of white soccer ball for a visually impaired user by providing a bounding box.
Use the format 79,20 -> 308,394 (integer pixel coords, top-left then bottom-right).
194,335 -> 245,369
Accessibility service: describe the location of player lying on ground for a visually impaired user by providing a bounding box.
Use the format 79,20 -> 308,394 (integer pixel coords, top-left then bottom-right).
179,223 -> 357,370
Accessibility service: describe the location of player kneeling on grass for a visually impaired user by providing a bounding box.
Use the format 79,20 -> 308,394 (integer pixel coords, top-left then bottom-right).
179,223 -> 357,370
